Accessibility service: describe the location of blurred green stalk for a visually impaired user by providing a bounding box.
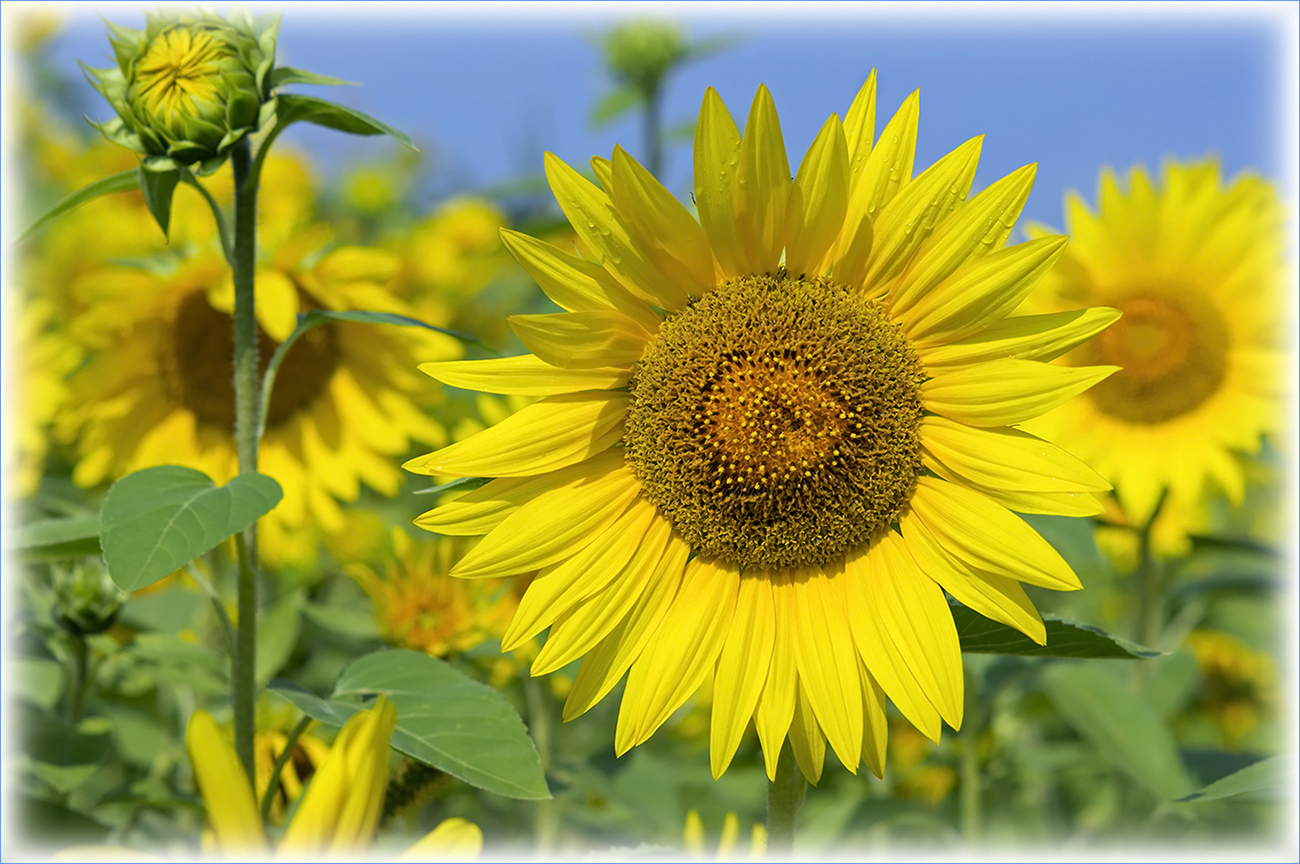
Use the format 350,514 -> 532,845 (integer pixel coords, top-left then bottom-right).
766,742 -> 805,858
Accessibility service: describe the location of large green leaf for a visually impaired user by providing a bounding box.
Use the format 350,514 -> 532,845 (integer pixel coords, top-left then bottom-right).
952,605 -> 1158,658
5,515 -> 101,562
16,170 -> 139,242
1178,754 -> 1294,803
334,650 -> 550,800
275,93 -> 415,149
256,590 -> 303,685
1042,662 -> 1196,801
99,466 -> 282,592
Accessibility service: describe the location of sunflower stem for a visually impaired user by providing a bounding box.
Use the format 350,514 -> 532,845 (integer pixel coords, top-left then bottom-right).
260,713 -> 312,825
959,664 -> 983,845
643,82 -> 664,177
766,742 -> 805,859
523,674 -> 559,855
230,136 -> 262,785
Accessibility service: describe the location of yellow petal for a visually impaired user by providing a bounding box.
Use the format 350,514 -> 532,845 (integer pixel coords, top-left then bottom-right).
790,566 -> 862,773
922,359 -> 1117,427
498,228 -> 661,331
865,135 -> 983,290
396,817 -> 485,862
684,809 -> 706,858
858,664 -> 889,778
909,476 -> 1082,591
921,417 -> 1110,493
414,451 -> 624,536
919,307 -> 1122,368
754,572 -> 797,781
616,557 -> 740,752
509,310 -> 652,369
253,268 -> 301,343
185,711 -> 268,854
544,152 -> 689,311
788,681 -> 826,785
783,114 -> 849,277
402,391 -> 628,477
710,573 -> 776,779
532,511 -> 676,675
505,497 -> 656,651
451,461 -> 640,579
694,87 -> 746,280
900,236 -> 1069,344
842,73 -> 878,186
329,696 -> 396,853
591,155 -> 614,192
733,84 -> 792,274
841,89 -> 918,248
611,144 -> 715,295
563,531 -> 690,720
420,354 -> 631,396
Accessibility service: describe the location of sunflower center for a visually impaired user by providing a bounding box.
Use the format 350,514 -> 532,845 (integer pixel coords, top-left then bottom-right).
135,28 -> 225,117
165,290 -> 339,432
1082,290 -> 1229,423
624,272 -> 924,570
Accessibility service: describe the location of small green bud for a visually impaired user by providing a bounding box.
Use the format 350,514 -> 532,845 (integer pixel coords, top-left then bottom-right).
52,562 -> 123,638
601,19 -> 690,97
83,6 -> 280,173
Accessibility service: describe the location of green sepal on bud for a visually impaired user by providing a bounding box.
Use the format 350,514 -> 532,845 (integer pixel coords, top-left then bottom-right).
51,562 -> 123,638
82,4 -> 280,174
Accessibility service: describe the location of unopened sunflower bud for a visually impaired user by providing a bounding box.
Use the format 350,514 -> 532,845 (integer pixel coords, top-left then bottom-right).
84,6 -> 279,173
52,562 -> 122,637
602,19 -> 689,96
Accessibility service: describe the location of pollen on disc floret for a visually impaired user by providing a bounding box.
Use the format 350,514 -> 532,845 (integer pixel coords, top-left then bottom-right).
624,271 -> 925,570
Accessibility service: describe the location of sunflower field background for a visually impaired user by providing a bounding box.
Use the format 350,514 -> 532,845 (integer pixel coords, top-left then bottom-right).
2,3 -> 1297,862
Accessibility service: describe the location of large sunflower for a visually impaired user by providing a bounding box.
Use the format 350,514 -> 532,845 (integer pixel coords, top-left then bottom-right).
1025,160 -> 1287,555
407,78 -> 1118,783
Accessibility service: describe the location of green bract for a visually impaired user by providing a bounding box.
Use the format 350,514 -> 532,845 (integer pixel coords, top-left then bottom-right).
83,6 -> 279,173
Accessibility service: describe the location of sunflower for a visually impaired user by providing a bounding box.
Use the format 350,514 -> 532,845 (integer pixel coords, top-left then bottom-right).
1024,160 -> 1287,555
407,78 -> 1118,783
55,162 -> 458,569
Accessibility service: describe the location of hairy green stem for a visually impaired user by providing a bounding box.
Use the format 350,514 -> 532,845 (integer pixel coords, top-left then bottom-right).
959,676 -> 983,845
260,714 -> 312,825
643,84 -> 664,177
766,742 -> 806,859
524,674 -> 559,855
230,138 -> 261,783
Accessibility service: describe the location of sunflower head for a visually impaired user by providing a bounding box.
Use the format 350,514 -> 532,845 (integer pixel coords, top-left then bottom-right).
84,6 -> 279,172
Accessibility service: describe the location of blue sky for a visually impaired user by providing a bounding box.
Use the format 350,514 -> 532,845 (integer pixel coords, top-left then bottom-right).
31,1 -> 1300,230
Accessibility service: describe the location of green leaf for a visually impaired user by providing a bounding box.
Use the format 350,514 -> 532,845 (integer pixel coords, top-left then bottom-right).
271,66 -> 358,88
136,165 -> 181,238
256,590 -> 303,685
268,678 -> 364,727
99,466 -> 283,592
1042,662 -> 1196,801
5,515 -> 101,562
952,605 -> 1159,658
16,169 -> 138,243
13,657 -> 66,711
590,85 -> 641,128
1178,754 -> 1294,803
413,477 -> 492,497
276,93 -> 415,150
335,650 -> 550,800
301,601 -> 379,640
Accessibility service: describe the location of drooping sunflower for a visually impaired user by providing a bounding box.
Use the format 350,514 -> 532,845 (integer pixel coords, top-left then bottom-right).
1023,160 -> 1287,556
407,78 -> 1118,783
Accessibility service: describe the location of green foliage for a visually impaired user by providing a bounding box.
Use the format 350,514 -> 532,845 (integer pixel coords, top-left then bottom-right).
275,94 -> 415,150
6,515 -> 101,562
99,466 -> 282,592
953,605 -> 1159,658
1179,754 -> 1293,803
16,169 -> 138,242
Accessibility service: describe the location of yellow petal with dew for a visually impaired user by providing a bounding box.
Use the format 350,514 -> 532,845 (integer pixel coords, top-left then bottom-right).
890,163 -> 1038,315
563,531 -> 690,721
903,520 -> 1046,644
921,417 -> 1110,493
544,152 -> 689,311
755,572 -> 798,781
840,88 -> 918,254
506,496 -> 656,652
534,512 -> 676,675
420,354 -> 630,396
694,87 -> 745,280
414,450 -> 624,536
611,144 -> 716,295
909,476 -> 1082,591
840,549 -> 943,741
863,135 -> 983,291
498,228 -> 661,331
784,114 -> 850,277
900,235 -> 1069,344
919,307 -> 1122,368
509,309 -> 652,369
396,817 -> 484,862
616,557 -> 740,752
922,359 -> 1117,427
451,462 -> 640,579
842,72 -> 877,186
185,711 -> 268,854
733,84 -> 791,274
791,565 -> 862,773
403,391 -> 628,478
788,681 -> 826,784
865,533 -> 964,730
710,573 -> 776,779
964,487 -> 1105,518
859,663 -> 889,778
591,155 -> 614,192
